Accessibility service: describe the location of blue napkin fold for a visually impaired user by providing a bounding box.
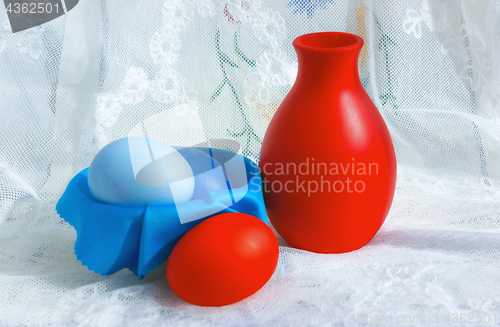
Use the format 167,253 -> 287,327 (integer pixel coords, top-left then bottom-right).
56,148 -> 267,279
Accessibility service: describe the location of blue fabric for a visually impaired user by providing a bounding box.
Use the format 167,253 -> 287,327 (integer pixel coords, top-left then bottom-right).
56,148 -> 267,279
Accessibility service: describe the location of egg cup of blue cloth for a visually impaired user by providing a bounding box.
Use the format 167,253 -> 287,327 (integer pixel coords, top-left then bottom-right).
56,146 -> 268,279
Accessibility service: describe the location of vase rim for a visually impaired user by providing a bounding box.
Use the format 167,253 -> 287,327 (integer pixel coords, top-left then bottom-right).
293,32 -> 364,52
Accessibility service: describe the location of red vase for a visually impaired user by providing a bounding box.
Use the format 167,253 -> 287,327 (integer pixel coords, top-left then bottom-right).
259,32 -> 397,253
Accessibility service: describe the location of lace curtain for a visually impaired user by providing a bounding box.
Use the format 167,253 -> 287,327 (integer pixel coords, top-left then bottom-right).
1,0 -> 500,325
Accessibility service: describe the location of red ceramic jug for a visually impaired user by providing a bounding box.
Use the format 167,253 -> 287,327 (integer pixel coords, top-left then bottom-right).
259,32 -> 397,253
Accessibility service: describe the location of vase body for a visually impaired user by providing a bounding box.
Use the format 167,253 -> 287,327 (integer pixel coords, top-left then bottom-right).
259,32 -> 397,253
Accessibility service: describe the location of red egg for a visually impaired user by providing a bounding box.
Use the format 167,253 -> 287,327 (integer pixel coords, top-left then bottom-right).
166,213 -> 279,306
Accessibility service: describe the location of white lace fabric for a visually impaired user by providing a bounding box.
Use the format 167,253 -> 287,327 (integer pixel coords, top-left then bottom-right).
1,0 -> 500,326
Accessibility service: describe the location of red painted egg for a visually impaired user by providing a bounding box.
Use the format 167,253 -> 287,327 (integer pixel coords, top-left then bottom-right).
166,213 -> 279,306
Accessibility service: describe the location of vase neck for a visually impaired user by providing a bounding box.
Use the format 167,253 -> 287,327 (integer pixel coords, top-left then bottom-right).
292,32 -> 363,90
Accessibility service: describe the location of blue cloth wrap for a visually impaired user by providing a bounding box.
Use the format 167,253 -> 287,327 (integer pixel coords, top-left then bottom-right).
56,148 -> 267,279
